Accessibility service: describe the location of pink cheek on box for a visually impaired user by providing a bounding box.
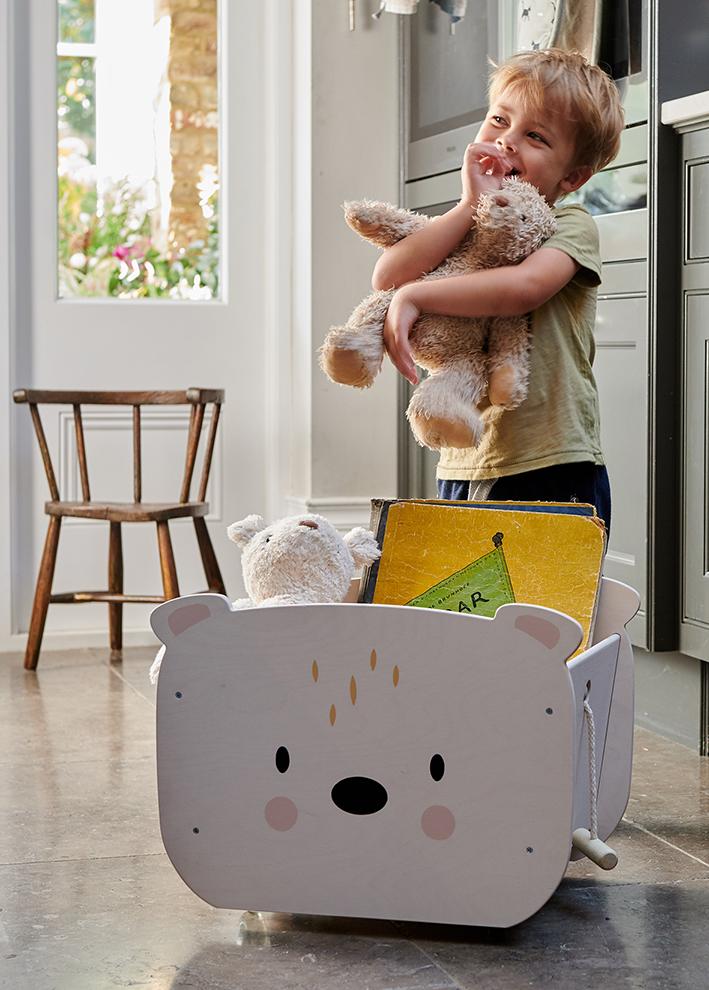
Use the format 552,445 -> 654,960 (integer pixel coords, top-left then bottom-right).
421,804 -> 456,840
264,796 -> 298,832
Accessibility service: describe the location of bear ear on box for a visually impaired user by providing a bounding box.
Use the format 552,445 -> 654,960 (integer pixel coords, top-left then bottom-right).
150,593 -> 232,647
493,603 -> 583,663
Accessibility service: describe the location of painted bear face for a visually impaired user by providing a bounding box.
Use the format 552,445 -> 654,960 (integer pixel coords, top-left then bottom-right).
152,597 -> 582,927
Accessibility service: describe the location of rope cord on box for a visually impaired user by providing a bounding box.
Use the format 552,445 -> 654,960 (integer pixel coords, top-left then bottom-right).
583,698 -> 599,840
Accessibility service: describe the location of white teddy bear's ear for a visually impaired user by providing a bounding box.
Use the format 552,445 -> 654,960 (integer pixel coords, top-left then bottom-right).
343,527 -> 381,568
227,514 -> 266,548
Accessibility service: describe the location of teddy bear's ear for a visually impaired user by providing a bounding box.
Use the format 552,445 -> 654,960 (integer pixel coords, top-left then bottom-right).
227,514 -> 266,548
343,527 -> 382,568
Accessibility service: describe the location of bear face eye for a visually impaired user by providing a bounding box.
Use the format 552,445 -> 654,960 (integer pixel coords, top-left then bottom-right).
429,754 -> 445,781
275,746 -> 290,773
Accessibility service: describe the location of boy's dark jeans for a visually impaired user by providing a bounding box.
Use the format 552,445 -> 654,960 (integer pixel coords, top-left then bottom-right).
437,462 -> 611,538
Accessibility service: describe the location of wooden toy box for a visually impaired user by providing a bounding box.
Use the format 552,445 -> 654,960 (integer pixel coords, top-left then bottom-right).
152,576 -> 639,928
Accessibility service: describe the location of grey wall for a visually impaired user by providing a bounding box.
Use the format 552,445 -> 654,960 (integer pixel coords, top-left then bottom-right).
635,647 -> 702,748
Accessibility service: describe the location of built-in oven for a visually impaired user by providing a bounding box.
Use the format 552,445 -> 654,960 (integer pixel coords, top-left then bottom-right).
403,0 -> 648,191
403,0 -> 507,184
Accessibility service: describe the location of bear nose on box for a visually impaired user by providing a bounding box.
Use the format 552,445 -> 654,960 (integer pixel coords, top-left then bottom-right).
331,776 -> 389,815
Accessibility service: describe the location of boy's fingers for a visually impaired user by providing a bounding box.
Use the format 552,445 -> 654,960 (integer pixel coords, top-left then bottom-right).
477,154 -> 511,176
396,342 -> 418,385
387,335 -> 418,385
469,141 -> 508,160
466,143 -> 511,174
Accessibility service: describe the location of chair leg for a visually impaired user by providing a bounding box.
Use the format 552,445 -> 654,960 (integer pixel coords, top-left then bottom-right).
156,520 -> 180,600
193,517 -> 227,595
24,516 -> 62,671
108,522 -> 123,663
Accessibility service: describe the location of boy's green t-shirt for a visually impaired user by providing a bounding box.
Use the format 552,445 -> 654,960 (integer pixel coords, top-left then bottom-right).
437,203 -> 604,482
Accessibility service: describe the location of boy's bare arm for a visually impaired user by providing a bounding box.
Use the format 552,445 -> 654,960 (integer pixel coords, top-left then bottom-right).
383,247 -> 579,384
371,201 -> 475,291
371,143 -> 512,291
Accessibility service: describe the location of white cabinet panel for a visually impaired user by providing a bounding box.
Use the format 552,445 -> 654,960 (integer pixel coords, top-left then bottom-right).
681,291 -> 709,657
688,161 -> 709,262
680,125 -> 709,662
595,293 -> 648,646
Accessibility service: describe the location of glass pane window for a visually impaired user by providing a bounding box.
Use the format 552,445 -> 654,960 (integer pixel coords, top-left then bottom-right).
57,0 -> 220,300
58,0 -> 95,44
564,163 -> 647,217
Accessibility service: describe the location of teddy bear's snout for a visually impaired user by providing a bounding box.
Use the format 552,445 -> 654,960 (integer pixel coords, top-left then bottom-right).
331,776 -> 389,816
493,195 -> 509,208
299,520 -> 319,530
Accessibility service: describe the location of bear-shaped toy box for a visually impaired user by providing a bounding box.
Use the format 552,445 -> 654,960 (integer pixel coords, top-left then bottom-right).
152,577 -> 639,928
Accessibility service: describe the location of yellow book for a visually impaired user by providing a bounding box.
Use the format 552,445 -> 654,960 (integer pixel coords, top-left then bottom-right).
367,501 -> 606,657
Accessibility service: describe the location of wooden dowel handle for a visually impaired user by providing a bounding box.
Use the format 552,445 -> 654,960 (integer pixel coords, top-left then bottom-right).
572,828 -> 618,870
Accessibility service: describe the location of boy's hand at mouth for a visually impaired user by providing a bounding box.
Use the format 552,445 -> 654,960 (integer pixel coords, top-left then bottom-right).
461,142 -> 514,209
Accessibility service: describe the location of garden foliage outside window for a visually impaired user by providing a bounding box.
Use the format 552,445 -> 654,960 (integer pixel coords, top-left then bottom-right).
57,0 -> 220,300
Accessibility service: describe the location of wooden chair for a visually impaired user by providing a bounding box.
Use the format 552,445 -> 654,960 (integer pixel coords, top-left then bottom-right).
13,388 -> 226,670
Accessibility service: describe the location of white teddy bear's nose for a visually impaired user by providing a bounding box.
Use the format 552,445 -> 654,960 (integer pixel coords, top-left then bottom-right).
299,520 -> 319,530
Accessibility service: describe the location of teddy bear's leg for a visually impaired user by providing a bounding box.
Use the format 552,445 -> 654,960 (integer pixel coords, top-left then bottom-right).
319,289 -> 393,388
406,359 -> 487,450
486,315 -> 532,409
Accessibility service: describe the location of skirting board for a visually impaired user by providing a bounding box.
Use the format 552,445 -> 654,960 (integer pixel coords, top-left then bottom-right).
2,628 -> 158,654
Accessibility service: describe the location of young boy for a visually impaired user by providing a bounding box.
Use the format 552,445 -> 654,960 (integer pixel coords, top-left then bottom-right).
373,49 -> 624,533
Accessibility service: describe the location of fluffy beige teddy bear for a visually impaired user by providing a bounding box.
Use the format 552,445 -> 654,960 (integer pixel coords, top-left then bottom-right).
149,513 -> 380,683
319,177 -> 557,450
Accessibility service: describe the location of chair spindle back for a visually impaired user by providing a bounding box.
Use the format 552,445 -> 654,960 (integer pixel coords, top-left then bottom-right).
13,389 -> 224,505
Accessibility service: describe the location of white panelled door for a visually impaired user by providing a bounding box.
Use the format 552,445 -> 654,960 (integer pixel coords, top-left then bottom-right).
7,0 -> 272,650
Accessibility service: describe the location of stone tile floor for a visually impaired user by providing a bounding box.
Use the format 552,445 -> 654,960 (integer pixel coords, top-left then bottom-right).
1,645 -> 707,990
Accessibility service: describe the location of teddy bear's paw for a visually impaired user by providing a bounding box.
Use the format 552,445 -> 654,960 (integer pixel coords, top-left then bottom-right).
344,200 -> 429,248
149,645 -> 165,684
411,413 -> 483,450
487,363 -> 529,409
319,345 -> 378,388
407,376 -> 485,449
319,329 -> 383,389
407,395 -> 483,450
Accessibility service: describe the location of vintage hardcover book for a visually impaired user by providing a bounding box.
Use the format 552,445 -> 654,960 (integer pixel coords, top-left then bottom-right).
367,496 -> 597,553
361,497 -> 600,605
361,499 -> 606,656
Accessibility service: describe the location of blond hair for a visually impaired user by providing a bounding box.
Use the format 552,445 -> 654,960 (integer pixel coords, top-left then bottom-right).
489,49 -> 624,174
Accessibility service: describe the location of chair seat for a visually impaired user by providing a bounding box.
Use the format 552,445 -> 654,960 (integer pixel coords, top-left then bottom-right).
45,501 -> 210,522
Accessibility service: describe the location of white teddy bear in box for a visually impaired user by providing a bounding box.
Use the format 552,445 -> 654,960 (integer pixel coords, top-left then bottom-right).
149,513 -> 380,683
225,512 -> 380,606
